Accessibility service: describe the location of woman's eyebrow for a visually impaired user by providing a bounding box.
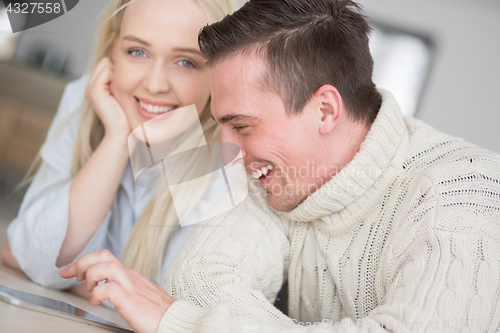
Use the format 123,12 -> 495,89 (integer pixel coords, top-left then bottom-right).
122,35 -> 150,46
120,38 -> 202,56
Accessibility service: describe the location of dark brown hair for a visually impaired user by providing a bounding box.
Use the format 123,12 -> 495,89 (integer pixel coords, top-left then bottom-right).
199,0 -> 382,124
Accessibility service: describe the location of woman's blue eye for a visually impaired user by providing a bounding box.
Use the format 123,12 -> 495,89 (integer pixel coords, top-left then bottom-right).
129,49 -> 146,58
178,59 -> 195,68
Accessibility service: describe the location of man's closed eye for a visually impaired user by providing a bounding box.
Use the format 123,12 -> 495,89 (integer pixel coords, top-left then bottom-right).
232,125 -> 248,132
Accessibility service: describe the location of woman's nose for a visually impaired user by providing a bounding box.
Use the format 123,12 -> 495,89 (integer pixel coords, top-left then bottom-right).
143,64 -> 170,94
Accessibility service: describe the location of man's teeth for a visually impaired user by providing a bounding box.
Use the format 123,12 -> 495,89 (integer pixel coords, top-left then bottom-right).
139,100 -> 176,114
251,165 -> 273,179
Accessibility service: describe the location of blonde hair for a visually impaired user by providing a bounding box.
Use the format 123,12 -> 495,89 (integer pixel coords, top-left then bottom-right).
72,0 -> 236,280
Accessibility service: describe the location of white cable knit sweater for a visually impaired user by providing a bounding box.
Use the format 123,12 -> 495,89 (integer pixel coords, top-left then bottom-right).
158,90 -> 500,332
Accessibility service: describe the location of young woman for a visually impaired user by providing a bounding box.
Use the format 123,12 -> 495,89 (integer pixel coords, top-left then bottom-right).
1,0 -> 235,288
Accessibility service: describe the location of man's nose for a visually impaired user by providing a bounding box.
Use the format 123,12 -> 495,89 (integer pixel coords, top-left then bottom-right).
220,127 -> 247,159
220,126 -> 235,145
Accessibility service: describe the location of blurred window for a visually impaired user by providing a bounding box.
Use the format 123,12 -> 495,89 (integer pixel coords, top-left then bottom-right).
0,4 -> 20,61
370,23 -> 433,117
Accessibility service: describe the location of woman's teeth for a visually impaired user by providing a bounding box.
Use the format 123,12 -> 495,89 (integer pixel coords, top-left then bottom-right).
252,165 -> 273,179
139,100 -> 176,114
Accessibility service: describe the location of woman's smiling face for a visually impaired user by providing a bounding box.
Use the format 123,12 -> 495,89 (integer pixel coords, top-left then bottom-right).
111,0 -> 211,131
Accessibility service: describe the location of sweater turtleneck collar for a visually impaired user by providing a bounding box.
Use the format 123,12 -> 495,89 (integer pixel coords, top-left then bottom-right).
273,90 -> 409,234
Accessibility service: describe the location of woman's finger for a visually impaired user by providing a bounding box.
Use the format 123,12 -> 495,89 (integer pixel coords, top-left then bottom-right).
85,261 -> 133,292
78,260 -> 175,333
89,281 -> 125,307
76,249 -> 118,281
86,59 -> 114,103
59,262 -> 77,279
59,249 -> 118,281
88,57 -> 112,86
88,64 -> 113,100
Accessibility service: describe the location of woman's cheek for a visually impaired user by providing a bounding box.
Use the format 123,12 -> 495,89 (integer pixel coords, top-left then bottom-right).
194,89 -> 211,114
110,69 -> 130,108
111,61 -> 144,128
172,76 -> 209,110
114,55 -> 144,92
192,76 -> 211,105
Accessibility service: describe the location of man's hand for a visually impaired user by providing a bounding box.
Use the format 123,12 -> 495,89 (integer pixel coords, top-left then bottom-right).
60,249 -> 175,333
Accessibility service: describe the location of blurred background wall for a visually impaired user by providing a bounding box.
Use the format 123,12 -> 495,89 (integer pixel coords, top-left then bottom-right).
356,0 -> 500,155
12,0 -> 108,77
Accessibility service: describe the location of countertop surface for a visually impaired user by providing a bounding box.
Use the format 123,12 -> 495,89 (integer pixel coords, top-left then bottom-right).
0,262 -> 133,333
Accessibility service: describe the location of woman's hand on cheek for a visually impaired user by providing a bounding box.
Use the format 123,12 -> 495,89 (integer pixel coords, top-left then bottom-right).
85,57 -> 131,139
60,249 -> 175,333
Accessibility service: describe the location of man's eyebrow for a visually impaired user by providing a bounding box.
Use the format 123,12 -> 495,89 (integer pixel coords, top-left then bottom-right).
122,35 -> 150,46
217,115 -> 257,124
172,47 -> 204,56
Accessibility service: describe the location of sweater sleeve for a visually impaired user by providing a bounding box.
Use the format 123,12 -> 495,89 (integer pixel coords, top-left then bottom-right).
7,75 -> 112,289
158,193 -> 294,333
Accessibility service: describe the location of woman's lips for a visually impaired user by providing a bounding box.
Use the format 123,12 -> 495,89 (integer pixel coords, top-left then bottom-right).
134,97 -> 179,120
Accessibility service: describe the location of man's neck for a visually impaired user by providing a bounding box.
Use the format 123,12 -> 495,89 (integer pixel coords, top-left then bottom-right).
323,117 -> 371,180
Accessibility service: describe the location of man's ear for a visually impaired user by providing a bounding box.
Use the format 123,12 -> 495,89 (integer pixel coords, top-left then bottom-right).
314,85 -> 343,135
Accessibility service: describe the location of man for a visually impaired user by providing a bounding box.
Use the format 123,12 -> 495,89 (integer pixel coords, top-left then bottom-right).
61,0 -> 500,332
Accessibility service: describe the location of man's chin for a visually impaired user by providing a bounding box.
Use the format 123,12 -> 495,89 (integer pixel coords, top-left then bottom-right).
265,192 -> 300,212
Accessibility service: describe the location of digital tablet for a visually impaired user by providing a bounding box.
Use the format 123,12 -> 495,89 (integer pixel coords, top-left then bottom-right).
0,285 -> 133,332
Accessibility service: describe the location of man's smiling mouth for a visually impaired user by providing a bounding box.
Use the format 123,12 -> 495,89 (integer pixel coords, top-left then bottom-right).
251,164 -> 274,179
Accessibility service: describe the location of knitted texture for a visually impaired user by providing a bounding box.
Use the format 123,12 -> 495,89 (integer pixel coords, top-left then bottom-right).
159,90 -> 500,332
